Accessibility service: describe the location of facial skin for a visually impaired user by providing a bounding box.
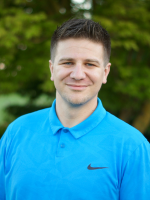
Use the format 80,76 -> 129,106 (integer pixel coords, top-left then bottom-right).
49,38 -> 111,107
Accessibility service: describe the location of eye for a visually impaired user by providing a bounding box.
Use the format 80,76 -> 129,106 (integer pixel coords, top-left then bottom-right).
64,62 -> 72,65
86,63 -> 95,67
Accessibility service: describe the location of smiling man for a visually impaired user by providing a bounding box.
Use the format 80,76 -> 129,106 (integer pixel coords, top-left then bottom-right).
0,18 -> 150,200
49,38 -> 110,127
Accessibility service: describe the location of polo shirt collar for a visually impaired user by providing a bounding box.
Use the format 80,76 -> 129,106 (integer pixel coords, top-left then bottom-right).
49,98 -> 106,139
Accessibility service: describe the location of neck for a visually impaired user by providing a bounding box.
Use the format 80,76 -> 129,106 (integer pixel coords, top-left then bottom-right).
55,93 -> 98,128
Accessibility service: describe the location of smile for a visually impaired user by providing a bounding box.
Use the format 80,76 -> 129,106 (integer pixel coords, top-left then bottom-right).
66,84 -> 88,90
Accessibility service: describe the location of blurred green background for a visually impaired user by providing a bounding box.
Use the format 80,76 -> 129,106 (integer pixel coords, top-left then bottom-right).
0,0 -> 150,141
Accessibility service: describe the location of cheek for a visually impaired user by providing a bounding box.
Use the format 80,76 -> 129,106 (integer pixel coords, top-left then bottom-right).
88,70 -> 104,84
54,68 -> 71,81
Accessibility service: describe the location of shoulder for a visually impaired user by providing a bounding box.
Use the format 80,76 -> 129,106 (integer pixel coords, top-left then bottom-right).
0,107 -> 53,157
103,111 -> 149,146
12,107 -> 50,128
99,111 -> 150,167
3,107 -> 51,140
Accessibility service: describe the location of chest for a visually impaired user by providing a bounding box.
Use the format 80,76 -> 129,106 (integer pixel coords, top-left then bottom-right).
5,130 -> 120,200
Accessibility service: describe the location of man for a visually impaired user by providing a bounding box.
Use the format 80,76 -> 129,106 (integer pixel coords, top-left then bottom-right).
0,18 -> 150,200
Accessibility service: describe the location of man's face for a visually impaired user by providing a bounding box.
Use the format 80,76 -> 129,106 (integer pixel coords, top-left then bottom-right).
49,38 -> 111,106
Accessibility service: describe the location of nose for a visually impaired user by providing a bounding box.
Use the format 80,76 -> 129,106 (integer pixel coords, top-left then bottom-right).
70,64 -> 86,80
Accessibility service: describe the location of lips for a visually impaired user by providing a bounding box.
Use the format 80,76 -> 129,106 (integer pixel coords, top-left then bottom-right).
66,84 -> 88,90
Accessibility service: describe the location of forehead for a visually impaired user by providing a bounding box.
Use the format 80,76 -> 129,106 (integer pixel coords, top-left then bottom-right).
54,38 -> 104,62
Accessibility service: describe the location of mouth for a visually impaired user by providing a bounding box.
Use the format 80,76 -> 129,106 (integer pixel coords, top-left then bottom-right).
66,84 -> 88,91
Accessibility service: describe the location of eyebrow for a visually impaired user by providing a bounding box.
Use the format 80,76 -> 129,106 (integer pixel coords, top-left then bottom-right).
58,58 -> 74,63
58,58 -> 100,65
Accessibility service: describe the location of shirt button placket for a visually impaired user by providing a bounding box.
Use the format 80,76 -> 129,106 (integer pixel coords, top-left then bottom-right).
56,128 -> 68,157
60,129 -> 68,148
60,143 -> 65,148
63,129 -> 68,133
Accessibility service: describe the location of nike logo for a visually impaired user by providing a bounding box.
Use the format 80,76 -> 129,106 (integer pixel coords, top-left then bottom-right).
87,164 -> 108,170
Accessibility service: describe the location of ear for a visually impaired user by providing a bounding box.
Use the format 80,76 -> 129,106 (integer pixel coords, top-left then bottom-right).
102,62 -> 111,84
49,60 -> 54,81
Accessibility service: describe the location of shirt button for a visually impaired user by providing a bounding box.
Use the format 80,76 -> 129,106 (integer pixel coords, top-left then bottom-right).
63,129 -> 68,133
60,143 -> 65,148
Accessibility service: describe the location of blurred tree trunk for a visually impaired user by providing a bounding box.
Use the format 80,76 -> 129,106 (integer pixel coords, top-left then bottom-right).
119,108 -> 133,123
132,101 -> 150,134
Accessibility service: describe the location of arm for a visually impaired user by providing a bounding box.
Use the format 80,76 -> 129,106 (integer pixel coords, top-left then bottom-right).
120,141 -> 150,200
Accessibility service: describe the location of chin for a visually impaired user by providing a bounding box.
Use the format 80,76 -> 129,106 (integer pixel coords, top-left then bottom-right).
63,95 -> 94,107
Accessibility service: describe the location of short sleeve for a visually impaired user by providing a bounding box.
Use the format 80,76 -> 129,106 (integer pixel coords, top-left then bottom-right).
120,140 -> 150,200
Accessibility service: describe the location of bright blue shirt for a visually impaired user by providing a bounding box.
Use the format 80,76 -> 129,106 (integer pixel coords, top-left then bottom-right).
0,98 -> 150,200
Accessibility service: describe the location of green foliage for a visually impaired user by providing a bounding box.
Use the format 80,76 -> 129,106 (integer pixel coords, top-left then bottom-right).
0,0 -> 73,96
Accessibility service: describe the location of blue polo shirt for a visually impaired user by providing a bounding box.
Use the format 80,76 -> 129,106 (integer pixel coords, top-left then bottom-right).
0,98 -> 150,200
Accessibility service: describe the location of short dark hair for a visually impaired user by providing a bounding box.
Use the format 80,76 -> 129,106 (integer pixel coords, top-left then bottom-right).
50,18 -> 111,65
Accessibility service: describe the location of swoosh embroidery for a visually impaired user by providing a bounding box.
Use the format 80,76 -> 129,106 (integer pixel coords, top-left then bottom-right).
87,164 -> 108,170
